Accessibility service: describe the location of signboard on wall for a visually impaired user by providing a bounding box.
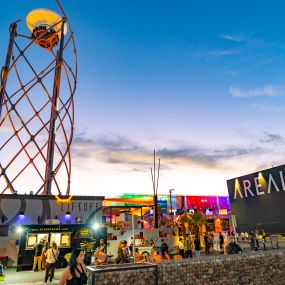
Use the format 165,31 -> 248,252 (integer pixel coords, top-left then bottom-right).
227,164 -> 285,233
0,194 -> 104,230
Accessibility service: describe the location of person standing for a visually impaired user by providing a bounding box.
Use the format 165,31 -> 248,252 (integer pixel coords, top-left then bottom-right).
178,238 -> 185,258
194,235 -> 201,258
44,242 -> 59,283
184,235 -> 192,258
161,239 -> 169,258
41,238 -> 49,271
219,232 -> 224,254
135,248 -> 143,262
250,231 -> 258,252
59,249 -> 87,285
33,241 -> 43,272
116,241 -> 127,264
208,233 -> 214,253
122,240 -> 131,263
241,232 -> 245,241
204,232 -> 210,255
94,239 -> 107,265
262,229 -> 267,250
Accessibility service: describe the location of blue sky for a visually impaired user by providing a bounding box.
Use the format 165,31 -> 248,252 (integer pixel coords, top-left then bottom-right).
1,0 -> 285,197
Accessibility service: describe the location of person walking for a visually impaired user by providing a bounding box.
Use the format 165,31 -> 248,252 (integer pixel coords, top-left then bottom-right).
33,241 -> 43,272
44,242 -> 59,283
59,249 -> 87,285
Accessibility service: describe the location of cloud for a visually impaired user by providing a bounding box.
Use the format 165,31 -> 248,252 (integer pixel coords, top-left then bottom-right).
259,132 -> 283,144
220,33 -> 247,42
229,85 -> 285,98
71,131 -> 280,174
193,49 -> 240,60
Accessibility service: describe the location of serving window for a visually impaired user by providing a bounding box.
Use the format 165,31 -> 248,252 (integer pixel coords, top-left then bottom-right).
50,232 -> 71,248
25,233 -> 49,249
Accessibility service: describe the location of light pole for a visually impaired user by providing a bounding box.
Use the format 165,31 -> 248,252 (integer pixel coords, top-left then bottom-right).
169,189 -> 174,227
132,213 -> 136,263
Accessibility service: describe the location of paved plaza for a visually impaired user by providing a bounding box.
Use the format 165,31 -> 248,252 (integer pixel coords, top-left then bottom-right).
1,268 -> 64,285
1,238 -> 285,285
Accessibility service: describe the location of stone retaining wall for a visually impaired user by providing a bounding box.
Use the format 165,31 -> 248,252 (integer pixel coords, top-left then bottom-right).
89,251 -> 285,285
91,267 -> 157,285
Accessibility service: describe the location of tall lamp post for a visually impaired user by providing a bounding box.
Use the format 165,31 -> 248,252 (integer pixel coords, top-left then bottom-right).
169,189 -> 174,227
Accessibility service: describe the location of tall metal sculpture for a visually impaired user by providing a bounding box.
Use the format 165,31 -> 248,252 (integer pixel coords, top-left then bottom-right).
0,1 -> 77,195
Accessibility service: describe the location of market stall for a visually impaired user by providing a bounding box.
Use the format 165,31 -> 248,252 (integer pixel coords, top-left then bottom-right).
17,224 -> 107,271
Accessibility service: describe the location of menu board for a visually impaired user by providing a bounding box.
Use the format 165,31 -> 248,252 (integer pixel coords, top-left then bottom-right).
27,234 -> 37,247
26,233 -> 48,249
61,233 -> 71,246
51,232 -> 71,248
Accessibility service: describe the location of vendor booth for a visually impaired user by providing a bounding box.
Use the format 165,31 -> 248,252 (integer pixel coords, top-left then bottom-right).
17,224 -> 107,271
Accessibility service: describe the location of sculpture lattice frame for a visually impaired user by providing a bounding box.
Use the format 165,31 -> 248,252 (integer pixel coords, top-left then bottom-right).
0,1 -> 77,196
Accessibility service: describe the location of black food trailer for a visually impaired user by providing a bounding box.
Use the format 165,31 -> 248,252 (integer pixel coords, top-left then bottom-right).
17,224 -> 107,271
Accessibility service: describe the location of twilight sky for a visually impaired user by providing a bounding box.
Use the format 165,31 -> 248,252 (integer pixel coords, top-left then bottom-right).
1,0 -> 285,197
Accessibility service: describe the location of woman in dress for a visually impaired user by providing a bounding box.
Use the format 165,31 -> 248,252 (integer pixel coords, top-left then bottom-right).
59,249 -> 88,285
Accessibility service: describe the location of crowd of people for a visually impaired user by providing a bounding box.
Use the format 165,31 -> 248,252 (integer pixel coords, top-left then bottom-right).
112,231 -> 243,265
30,228 -> 267,283
32,238 -> 59,283
32,238 -> 107,284
175,231 -> 244,257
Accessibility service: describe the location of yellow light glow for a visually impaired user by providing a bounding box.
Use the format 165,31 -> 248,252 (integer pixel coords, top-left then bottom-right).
26,9 -> 68,35
235,178 -> 241,191
258,172 -> 267,187
219,209 -> 228,215
55,195 -> 73,203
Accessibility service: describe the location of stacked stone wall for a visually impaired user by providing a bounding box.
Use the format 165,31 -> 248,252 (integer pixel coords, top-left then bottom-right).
89,251 -> 285,285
